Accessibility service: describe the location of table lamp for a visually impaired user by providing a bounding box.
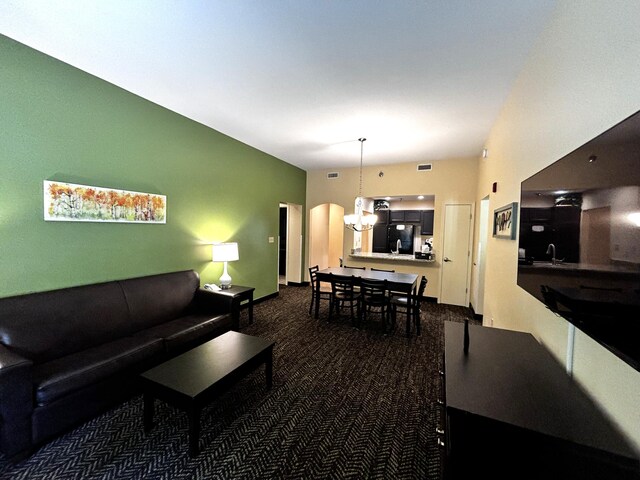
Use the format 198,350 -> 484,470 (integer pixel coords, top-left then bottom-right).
212,242 -> 239,289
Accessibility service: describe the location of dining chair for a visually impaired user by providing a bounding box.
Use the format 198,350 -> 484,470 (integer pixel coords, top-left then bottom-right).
342,265 -> 365,293
308,265 -> 331,316
359,278 -> 391,331
371,267 -> 395,273
391,276 -> 428,336
328,273 -> 361,325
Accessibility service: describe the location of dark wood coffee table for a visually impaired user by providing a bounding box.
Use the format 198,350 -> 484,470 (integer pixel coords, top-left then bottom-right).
140,331 -> 275,457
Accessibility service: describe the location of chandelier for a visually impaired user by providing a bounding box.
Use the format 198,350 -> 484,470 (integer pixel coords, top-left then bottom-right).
343,138 -> 378,232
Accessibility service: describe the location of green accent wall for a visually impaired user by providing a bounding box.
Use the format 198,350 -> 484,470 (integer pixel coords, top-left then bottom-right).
0,35 -> 306,299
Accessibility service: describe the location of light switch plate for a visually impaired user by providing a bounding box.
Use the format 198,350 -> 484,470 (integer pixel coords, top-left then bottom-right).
268,236 -> 275,243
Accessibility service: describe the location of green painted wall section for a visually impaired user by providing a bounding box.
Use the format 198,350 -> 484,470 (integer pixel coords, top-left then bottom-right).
0,35 -> 306,300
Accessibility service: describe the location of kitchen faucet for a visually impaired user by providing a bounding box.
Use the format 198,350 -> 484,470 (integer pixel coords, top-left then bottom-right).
392,239 -> 401,254
546,243 -> 556,265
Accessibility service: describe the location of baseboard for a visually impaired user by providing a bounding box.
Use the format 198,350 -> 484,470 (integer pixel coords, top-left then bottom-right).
254,291 -> 279,305
286,281 -> 307,287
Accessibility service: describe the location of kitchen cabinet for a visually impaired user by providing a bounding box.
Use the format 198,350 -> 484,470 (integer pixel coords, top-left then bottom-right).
420,210 -> 434,235
389,210 -> 422,223
372,224 -> 388,253
404,210 -> 422,223
374,209 -> 389,225
389,210 -> 406,223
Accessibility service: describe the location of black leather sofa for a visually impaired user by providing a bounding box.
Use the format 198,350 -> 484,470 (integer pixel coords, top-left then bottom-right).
0,270 -> 235,460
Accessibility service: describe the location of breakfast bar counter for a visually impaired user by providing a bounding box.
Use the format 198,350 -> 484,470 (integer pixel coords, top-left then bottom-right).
348,252 -> 436,264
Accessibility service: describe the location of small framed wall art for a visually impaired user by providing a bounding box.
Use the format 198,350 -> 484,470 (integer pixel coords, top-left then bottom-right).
44,180 -> 166,223
493,202 -> 518,239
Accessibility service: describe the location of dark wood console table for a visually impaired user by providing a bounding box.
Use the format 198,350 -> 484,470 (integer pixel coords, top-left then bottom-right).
442,321 -> 639,479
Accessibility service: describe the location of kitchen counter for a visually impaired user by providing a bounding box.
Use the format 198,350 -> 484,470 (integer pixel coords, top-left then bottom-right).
349,252 -> 436,263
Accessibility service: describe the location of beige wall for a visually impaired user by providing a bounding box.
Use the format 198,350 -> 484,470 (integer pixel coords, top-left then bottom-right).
306,157 -> 478,299
476,0 -> 640,450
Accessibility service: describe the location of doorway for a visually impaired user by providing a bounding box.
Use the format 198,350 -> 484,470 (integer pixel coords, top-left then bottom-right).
440,203 -> 473,306
471,197 -> 489,316
278,202 -> 303,290
308,203 -> 344,273
279,205 -> 287,285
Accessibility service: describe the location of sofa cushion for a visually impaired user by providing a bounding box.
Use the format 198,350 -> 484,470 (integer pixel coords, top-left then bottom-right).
134,313 -> 234,354
120,270 -> 200,332
33,336 -> 164,405
0,281 -> 132,363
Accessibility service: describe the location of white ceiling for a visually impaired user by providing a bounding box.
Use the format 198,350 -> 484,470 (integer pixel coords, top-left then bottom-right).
0,0 -> 556,171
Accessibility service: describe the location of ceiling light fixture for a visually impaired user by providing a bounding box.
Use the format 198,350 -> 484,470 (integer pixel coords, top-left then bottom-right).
344,138 -> 377,232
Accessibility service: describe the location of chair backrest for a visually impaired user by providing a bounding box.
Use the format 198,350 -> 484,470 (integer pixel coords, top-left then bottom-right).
309,265 -> 320,292
371,268 -> 395,273
360,278 -> 388,303
330,273 -> 358,297
413,276 -> 428,307
417,276 -> 428,296
343,265 -> 365,270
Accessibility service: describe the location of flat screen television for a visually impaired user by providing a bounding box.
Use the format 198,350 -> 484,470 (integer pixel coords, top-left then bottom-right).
517,110 -> 640,371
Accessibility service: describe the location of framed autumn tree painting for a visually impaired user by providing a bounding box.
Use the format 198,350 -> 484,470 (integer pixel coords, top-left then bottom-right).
43,181 -> 166,224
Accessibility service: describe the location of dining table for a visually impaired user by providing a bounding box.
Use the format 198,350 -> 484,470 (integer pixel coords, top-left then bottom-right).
314,266 -> 419,324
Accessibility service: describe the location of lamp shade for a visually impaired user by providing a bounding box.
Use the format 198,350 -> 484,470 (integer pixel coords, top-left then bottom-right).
212,242 -> 239,262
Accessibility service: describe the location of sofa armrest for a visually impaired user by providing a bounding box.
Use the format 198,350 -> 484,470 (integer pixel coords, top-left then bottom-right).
0,344 -> 34,457
192,288 -> 234,315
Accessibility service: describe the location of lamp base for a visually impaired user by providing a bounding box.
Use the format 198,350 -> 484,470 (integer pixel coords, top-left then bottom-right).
219,261 -> 232,289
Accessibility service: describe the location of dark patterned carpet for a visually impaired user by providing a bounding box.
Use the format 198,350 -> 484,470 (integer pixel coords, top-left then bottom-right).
0,285 -> 477,480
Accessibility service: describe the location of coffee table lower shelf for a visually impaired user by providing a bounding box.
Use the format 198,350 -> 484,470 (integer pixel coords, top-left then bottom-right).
140,331 -> 274,457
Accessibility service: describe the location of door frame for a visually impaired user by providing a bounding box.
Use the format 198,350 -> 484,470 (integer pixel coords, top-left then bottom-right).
439,202 -> 474,306
277,202 -> 303,290
471,196 -> 489,316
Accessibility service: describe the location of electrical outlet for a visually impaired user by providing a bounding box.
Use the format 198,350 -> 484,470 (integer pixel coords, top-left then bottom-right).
268,237 -> 275,243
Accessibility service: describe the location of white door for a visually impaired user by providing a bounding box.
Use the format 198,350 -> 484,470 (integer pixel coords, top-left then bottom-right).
440,204 -> 473,306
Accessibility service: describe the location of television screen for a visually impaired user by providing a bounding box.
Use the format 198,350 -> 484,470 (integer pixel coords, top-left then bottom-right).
517,110 -> 640,371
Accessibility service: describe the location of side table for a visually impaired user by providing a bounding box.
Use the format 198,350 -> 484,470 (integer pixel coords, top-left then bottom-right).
211,285 -> 255,327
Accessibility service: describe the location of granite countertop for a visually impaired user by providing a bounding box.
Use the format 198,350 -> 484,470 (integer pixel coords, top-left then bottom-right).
349,252 -> 436,263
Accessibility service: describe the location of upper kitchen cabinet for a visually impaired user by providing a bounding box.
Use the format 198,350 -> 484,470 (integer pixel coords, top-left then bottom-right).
389,210 -> 406,223
420,210 -> 434,235
375,209 -> 389,225
404,210 -> 422,223
389,210 -> 422,223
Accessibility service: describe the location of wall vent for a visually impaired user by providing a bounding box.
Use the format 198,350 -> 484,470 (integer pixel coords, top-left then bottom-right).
417,163 -> 433,172
327,172 -> 340,179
